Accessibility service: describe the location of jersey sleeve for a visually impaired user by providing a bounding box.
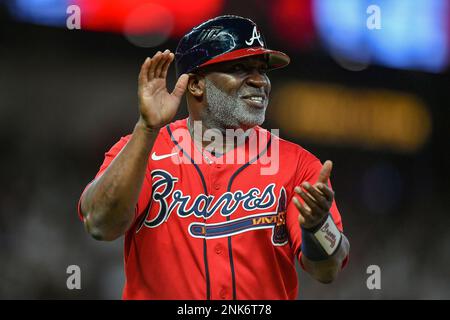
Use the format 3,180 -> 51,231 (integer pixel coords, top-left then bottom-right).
77,135 -> 153,227
285,149 -> 348,269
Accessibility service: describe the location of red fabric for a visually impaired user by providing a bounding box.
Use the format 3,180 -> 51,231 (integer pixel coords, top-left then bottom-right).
78,118 -> 347,299
285,147 -> 345,270
77,136 -> 152,223
198,47 -> 290,71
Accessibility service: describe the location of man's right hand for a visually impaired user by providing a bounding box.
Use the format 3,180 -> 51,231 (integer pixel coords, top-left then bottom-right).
137,49 -> 189,131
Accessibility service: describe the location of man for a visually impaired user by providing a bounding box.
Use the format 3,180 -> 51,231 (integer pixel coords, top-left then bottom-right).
78,15 -> 349,300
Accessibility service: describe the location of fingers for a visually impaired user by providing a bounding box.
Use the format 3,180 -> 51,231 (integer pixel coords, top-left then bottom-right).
316,183 -> 334,202
297,211 -> 306,225
294,160 -> 334,229
142,50 -> 174,83
301,182 -> 329,211
155,49 -> 171,78
317,160 -> 333,184
171,74 -> 189,99
160,51 -> 174,79
138,50 -> 186,102
295,186 -> 324,215
293,197 -> 311,225
138,57 -> 150,86
148,51 -> 163,80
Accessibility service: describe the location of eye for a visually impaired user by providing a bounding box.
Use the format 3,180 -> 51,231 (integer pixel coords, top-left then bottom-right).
229,63 -> 246,72
259,66 -> 269,74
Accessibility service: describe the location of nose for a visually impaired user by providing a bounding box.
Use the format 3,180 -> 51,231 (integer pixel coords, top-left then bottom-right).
245,70 -> 270,90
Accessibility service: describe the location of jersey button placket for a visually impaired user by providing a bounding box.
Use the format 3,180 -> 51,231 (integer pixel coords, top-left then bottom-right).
215,243 -> 223,255
219,287 -> 227,299
204,155 -> 213,165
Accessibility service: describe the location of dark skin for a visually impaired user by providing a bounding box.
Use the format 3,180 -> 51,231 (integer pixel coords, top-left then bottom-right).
80,50 -> 189,240
189,56 -> 349,284
293,160 -> 350,283
80,50 -> 349,283
186,56 -> 271,152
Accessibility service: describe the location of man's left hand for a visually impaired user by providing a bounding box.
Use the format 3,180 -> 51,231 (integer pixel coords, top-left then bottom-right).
293,160 -> 335,229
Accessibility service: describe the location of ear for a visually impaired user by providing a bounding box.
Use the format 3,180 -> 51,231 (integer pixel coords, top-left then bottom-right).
187,73 -> 205,98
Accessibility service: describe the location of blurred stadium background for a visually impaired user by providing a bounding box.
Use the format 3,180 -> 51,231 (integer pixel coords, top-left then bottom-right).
0,0 -> 449,299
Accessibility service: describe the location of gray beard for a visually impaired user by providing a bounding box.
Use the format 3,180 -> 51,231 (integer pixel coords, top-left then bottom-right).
203,78 -> 266,130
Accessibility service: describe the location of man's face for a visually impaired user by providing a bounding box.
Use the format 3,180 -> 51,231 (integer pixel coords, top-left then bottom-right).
199,56 -> 271,130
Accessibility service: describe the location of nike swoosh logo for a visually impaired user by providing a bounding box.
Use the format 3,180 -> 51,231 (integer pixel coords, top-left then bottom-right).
151,152 -> 178,161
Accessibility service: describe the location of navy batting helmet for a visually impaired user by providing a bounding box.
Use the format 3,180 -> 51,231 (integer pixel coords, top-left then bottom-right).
175,15 -> 290,77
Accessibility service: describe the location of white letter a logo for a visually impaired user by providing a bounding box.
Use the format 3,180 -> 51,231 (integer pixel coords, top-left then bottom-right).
245,26 -> 264,46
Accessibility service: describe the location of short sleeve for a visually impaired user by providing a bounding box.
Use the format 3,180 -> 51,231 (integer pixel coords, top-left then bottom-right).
285,149 -> 347,269
77,135 -> 152,225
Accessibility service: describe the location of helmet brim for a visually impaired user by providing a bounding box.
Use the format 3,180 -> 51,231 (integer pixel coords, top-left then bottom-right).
196,47 -> 290,72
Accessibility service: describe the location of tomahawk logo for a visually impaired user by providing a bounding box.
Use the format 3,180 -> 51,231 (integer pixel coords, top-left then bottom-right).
245,26 -> 264,46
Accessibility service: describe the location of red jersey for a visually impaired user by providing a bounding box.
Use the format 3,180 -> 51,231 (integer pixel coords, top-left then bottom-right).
78,118 -> 345,300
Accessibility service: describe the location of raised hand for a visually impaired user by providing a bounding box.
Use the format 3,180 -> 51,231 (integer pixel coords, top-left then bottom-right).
137,49 -> 189,131
293,160 -> 335,229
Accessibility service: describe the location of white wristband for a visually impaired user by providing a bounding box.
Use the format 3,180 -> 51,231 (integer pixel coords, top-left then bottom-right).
313,215 -> 342,255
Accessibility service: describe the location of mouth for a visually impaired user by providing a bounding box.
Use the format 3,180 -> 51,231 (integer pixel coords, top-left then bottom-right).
240,94 -> 267,109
